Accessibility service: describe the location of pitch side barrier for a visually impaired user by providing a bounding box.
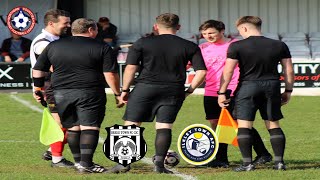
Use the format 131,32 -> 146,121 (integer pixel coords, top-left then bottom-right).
1,61 -> 320,96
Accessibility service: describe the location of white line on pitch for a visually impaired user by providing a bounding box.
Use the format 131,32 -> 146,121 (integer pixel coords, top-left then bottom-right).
10,93 -> 42,113
10,93 -> 197,180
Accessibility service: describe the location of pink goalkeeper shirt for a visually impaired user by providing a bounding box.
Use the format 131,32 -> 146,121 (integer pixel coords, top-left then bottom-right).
199,39 -> 239,97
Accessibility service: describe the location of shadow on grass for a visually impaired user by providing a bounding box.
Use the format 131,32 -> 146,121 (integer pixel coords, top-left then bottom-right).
174,159 -> 320,174
285,159 -> 320,170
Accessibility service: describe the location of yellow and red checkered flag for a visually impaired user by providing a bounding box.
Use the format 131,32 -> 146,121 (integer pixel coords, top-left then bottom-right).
216,108 -> 238,147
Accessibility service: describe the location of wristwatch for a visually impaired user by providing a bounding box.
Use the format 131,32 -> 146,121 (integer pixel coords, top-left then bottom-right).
217,91 -> 226,95
121,89 -> 130,93
285,89 -> 293,93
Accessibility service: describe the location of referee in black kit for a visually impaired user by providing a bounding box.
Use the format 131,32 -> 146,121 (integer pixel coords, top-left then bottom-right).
218,16 -> 294,172
109,13 -> 207,174
33,18 -> 123,173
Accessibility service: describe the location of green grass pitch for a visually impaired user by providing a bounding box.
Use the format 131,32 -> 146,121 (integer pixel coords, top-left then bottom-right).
0,92 -> 319,179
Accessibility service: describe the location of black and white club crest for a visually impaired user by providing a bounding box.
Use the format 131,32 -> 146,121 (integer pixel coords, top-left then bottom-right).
103,124 -> 147,166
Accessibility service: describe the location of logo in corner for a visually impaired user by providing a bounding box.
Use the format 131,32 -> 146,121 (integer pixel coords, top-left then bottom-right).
177,124 -> 219,165
103,124 -> 147,166
6,6 -> 36,35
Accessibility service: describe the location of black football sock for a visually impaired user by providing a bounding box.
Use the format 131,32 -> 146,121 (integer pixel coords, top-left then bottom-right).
154,129 -> 172,168
80,130 -> 99,167
67,130 -> 81,163
251,127 -> 270,157
269,128 -> 286,164
215,143 -> 228,162
237,128 -> 253,166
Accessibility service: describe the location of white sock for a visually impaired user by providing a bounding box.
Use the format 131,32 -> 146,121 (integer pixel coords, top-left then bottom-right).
52,156 -> 63,163
47,147 -> 51,152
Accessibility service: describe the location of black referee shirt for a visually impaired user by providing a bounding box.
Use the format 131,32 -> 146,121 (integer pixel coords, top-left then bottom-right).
227,36 -> 291,81
126,34 -> 206,86
33,36 -> 118,90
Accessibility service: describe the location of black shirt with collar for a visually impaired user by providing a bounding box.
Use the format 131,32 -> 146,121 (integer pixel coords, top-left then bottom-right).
227,36 -> 291,81
33,36 -> 118,90
126,34 -> 206,86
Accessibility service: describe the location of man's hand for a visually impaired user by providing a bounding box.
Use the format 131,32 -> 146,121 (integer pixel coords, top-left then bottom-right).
281,92 -> 291,106
185,91 -> 192,98
185,87 -> 194,98
115,95 -> 125,108
218,95 -> 230,108
4,56 -> 12,62
16,57 -> 25,62
33,89 -> 47,107
120,91 -> 129,104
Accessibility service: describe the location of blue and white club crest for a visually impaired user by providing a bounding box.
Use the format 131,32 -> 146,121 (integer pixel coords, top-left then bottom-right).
6,6 -> 36,35
103,124 -> 147,166
178,124 -> 219,165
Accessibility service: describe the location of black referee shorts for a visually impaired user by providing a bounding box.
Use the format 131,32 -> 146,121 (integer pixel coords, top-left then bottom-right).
45,84 -> 57,113
54,89 -> 106,128
203,96 -> 235,120
234,80 -> 283,121
123,83 -> 185,123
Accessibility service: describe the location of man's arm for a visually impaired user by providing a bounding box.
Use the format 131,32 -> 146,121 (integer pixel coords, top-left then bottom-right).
120,65 -> 138,103
32,69 -> 47,103
104,72 -> 121,95
1,39 -> 12,62
218,58 -> 238,108
185,70 -> 206,96
32,46 -> 51,103
280,58 -> 294,105
104,72 -> 124,108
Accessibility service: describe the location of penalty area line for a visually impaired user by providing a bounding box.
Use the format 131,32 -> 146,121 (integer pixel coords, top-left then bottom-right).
10,93 -> 197,180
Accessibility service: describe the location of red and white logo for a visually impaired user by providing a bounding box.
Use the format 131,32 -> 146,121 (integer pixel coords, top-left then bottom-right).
6,6 -> 36,35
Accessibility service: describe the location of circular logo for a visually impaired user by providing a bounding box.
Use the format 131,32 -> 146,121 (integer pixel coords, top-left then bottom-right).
177,124 -> 219,165
6,6 -> 36,35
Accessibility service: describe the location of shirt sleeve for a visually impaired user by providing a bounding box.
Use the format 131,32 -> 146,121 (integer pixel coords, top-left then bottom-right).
227,43 -> 239,59
102,45 -> 119,72
33,41 -> 50,55
280,42 -> 292,59
126,39 -> 143,65
190,46 -> 207,71
33,45 -> 51,72
109,24 -> 117,38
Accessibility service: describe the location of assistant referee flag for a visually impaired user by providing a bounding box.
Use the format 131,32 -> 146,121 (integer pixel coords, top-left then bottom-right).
39,108 -> 64,145
216,108 -> 238,147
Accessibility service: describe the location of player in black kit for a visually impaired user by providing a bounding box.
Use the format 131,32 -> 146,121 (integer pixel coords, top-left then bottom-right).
109,13 -> 207,174
218,16 -> 294,172
33,18 -> 123,174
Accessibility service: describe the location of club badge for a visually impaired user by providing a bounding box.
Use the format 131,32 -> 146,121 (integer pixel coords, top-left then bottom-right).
103,124 -> 147,166
177,124 -> 219,165
6,6 -> 36,35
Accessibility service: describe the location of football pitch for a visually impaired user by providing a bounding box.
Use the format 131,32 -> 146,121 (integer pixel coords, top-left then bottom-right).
0,92 -> 319,179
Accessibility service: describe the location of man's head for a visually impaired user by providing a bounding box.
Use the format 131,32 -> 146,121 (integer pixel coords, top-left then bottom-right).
71,18 -> 98,38
98,17 -> 110,30
199,20 -> 225,43
154,13 -> 180,34
44,9 -> 71,36
236,16 -> 262,38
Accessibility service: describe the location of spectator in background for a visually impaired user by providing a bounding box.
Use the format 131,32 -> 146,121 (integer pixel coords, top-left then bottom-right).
144,26 -> 159,37
0,32 -> 32,62
95,17 -> 117,47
